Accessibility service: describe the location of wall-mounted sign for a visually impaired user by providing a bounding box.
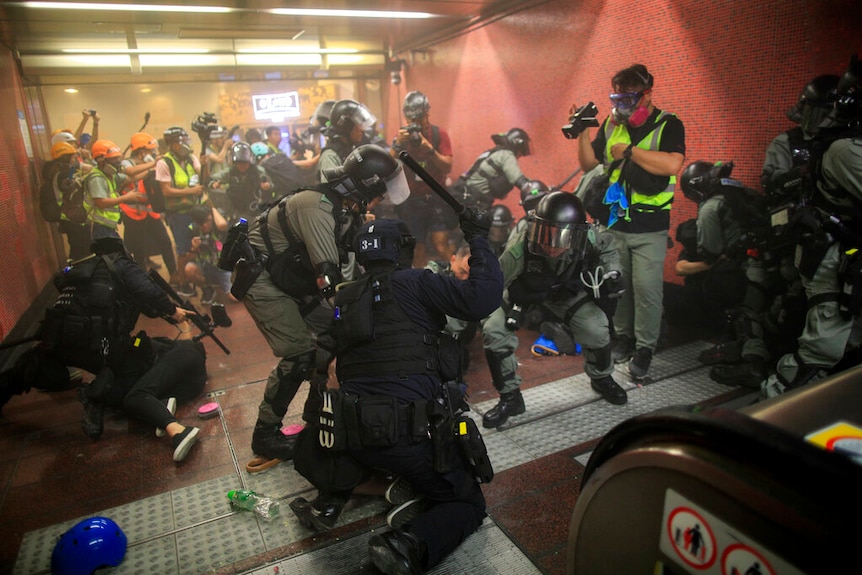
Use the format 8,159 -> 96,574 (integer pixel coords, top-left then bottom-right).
251,91 -> 301,122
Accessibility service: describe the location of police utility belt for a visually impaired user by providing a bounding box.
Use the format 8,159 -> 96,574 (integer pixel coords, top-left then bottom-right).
318,388 -> 494,484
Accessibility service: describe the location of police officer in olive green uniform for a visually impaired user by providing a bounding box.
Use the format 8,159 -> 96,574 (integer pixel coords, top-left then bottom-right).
483,192 -> 627,429
577,64 -> 686,380
459,128 -> 535,212
763,62 -> 862,397
229,145 -> 410,465
676,161 -> 771,388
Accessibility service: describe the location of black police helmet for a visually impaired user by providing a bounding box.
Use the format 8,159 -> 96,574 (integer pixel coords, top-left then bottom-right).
231,142 -> 253,164
313,99 -> 337,127
520,180 -> 550,213
491,128 -> 531,156
526,192 -> 590,261
354,218 -> 416,269
680,160 -> 735,204
403,91 -> 430,121
323,144 -> 410,208
835,59 -> 862,124
329,100 -> 376,138
489,204 -> 513,227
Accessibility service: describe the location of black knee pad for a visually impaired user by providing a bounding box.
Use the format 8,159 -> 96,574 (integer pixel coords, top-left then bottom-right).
270,351 -> 316,418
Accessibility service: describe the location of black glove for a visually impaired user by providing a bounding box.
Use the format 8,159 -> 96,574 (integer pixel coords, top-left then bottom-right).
459,207 -> 491,241
505,304 -> 523,331
600,270 -> 625,299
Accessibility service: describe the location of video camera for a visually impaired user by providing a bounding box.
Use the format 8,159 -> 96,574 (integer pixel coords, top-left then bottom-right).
191,112 -> 219,142
289,125 -> 320,157
562,102 -> 600,139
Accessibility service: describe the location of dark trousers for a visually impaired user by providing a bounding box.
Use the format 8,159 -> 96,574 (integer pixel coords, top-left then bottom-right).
60,220 -> 91,261
352,439 -> 486,569
122,216 -> 177,276
105,340 -> 207,430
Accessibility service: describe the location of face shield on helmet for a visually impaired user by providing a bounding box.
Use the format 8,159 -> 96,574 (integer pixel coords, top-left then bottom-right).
832,60 -> 862,126
488,204 -> 513,245
354,218 -> 416,268
329,100 -> 377,138
680,160 -> 734,204
324,144 -> 410,208
526,192 -> 591,261
51,517 -> 127,575
231,142 -> 253,164
790,74 -> 841,136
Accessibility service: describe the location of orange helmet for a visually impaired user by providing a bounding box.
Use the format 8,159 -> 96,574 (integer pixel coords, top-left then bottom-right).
51,141 -> 77,160
91,139 -> 122,160
130,132 -> 157,152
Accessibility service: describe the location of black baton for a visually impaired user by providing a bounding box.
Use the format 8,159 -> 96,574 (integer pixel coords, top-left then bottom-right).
398,150 -> 465,215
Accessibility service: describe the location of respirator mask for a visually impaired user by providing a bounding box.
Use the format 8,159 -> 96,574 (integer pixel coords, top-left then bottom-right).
610,89 -> 650,127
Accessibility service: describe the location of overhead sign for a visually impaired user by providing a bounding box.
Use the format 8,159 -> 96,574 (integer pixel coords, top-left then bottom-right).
251,91 -> 301,122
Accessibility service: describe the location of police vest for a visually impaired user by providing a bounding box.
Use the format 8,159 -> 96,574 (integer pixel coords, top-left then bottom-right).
507,248 -> 584,306
162,152 -> 200,213
83,166 -> 121,227
335,270 -> 440,380
603,112 -> 677,218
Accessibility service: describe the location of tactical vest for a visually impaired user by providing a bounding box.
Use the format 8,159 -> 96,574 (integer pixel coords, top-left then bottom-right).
603,112 -> 677,218
507,249 -> 584,306
41,254 -> 137,373
162,152 -> 200,213
335,270 -> 440,380
83,166 -> 120,227
226,166 -> 263,217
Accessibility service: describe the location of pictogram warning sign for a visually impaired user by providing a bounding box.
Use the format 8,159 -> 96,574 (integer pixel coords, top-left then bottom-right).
666,505 -> 717,569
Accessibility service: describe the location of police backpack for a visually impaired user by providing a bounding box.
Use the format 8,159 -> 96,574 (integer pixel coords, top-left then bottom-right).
41,254 -> 128,373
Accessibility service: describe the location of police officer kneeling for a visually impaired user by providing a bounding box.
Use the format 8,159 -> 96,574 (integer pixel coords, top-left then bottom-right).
290,214 -> 503,574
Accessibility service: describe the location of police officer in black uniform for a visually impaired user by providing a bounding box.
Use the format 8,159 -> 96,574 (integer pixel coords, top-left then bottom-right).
289,212 -> 502,575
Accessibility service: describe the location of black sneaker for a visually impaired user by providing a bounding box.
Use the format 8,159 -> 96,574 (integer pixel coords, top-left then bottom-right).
175,283 -> 196,298
78,388 -> 104,439
387,499 -> 427,530
171,426 -> 200,462
590,376 -> 628,405
385,476 -> 417,506
629,348 -> 653,380
612,336 -> 635,364
200,286 -> 216,305
368,530 -> 426,575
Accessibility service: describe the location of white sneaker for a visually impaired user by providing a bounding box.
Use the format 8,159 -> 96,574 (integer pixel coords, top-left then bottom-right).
156,397 -> 177,438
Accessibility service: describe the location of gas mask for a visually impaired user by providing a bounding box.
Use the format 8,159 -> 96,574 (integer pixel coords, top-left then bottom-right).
103,158 -> 122,177
175,136 -> 193,158
610,90 -> 650,127
800,103 -> 834,138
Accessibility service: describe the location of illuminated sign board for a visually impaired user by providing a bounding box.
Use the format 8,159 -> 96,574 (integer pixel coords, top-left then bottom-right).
252,91 -> 301,122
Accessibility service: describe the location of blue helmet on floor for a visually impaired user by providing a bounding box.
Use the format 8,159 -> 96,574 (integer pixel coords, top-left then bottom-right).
51,516 -> 127,575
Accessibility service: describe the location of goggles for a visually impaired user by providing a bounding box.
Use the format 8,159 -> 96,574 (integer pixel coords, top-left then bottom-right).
610,90 -> 649,110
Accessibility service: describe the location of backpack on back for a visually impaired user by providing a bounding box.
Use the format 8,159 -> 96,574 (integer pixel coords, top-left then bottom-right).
40,161 -> 87,224
714,179 -> 772,244
143,169 -> 167,213
41,254 -> 129,373
262,154 -> 303,198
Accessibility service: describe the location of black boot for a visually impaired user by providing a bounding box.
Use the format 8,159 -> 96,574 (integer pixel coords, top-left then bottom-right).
710,355 -> 766,389
590,375 -> 628,405
251,420 -> 297,461
368,528 -> 427,575
289,495 -> 345,531
482,390 -> 525,429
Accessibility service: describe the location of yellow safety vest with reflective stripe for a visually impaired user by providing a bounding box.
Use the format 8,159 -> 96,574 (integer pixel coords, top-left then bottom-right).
163,152 -> 200,213
83,166 -> 121,228
604,111 -> 677,218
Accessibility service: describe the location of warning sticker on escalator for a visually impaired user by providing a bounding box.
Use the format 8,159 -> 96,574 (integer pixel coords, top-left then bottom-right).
659,489 -> 804,575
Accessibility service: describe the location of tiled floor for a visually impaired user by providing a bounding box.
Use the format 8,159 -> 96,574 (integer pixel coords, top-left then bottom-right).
0,296 -> 752,575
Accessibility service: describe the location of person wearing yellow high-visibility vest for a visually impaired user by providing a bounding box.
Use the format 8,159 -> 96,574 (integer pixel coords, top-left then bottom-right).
577,64 -> 686,379
155,126 -> 206,297
83,140 -> 146,242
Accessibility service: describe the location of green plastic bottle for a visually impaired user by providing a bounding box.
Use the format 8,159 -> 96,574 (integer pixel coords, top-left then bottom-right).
227,489 -> 280,519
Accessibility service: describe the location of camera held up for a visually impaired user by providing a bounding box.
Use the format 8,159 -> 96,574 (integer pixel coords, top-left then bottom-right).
403,123 -> 423,143
191,112 -> 219,142
561,102 -> 600,139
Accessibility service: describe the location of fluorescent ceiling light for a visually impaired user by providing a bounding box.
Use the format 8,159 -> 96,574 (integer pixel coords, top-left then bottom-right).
22,2 -> 233,13
268,8 -> 435,19
63,48 -> 211,54
64,88 -> 78,93
236,47 -> 358,55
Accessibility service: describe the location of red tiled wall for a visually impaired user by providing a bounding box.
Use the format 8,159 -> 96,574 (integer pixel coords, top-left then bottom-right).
0,39 -> 58,341
388,0 -> 861,282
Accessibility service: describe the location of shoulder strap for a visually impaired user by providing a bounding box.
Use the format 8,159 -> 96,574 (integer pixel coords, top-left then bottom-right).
431,125 -> 440,150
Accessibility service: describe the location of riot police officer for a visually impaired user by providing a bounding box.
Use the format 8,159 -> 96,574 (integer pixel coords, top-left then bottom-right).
318,99 -> 377,182
487,204 -> 514,257
225,145 -> 410,468
676,161 -> 771,388
209,142 -> 273,222
458,128 -> 535,212
289,213 -> 501,575
483,192 -> 627,429
763,60 -> 862,396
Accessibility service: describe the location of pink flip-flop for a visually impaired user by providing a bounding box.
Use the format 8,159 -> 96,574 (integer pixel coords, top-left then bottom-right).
198,402 -> 220,419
